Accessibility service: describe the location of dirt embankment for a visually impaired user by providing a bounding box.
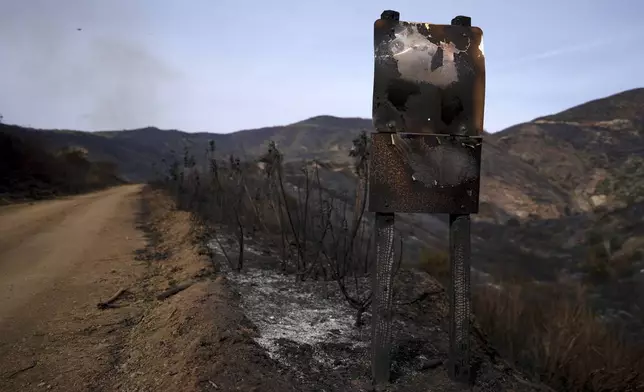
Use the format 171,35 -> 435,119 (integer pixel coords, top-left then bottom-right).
0,185 -> 299,392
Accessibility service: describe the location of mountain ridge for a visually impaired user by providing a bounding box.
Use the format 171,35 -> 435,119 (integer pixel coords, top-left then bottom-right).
1,87 -> 643,220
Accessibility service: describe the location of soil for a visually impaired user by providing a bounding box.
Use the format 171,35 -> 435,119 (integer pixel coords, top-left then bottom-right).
0,185 -> 150,391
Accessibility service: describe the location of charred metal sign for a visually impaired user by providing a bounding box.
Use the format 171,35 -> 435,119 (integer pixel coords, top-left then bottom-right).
369,133 -> 482,214
369,16 -> 485,215
372,19 -> 485,135
368,10 -> 485,386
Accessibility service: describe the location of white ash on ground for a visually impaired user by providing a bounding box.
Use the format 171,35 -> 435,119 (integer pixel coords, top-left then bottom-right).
206,236 -> 545,391
226,268 -> 369,356
208,238 -> 371,368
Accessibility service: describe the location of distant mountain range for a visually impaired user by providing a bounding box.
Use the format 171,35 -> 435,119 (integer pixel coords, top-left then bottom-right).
0,115 -> 374,183
3,88 -> 643,218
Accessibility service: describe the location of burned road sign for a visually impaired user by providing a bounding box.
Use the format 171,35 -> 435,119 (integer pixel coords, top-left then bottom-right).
372,19 -> 485,135
368,133 -> 482,214
368,11 -> 485,386
369,16 -> 485,215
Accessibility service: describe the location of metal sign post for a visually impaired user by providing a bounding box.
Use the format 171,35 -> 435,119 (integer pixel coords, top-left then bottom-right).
369,9 -> 485,385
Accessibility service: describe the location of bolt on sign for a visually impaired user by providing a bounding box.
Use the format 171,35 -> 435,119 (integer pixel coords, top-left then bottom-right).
368,10 -> 485,386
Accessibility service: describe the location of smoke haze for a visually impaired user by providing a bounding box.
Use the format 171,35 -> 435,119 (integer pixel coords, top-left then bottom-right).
0,0 -> 181,130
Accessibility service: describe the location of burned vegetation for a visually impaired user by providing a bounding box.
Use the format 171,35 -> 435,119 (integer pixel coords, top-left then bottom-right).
149,135 -> 623,392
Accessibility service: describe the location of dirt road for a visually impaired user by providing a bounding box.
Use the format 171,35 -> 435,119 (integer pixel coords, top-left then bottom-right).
0,185 -> 148,391
0,185 -> 305,392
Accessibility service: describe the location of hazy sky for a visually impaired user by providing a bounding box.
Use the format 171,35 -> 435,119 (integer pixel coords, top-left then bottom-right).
0,0 -> 642,133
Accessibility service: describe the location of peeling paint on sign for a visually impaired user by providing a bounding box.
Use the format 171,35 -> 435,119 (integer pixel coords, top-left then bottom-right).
372,20 -> 485,136
386,24 -> 471,88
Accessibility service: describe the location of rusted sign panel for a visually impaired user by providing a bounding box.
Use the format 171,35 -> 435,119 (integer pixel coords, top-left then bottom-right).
372,19 -> 485,135
368,133 -> 482,214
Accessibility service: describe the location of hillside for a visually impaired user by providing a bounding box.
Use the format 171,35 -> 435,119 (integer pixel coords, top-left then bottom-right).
0,116 -> 372,182
492,88 -> 644,216
0,124 -> 180,182
479,88 -> 644,281
0,127 -> 124,203
478,89 -> 644,339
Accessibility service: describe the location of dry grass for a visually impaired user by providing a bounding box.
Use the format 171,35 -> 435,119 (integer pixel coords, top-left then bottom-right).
418,249 -> 450,287
419,249 -> 644,391
474,282 -> 644,391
